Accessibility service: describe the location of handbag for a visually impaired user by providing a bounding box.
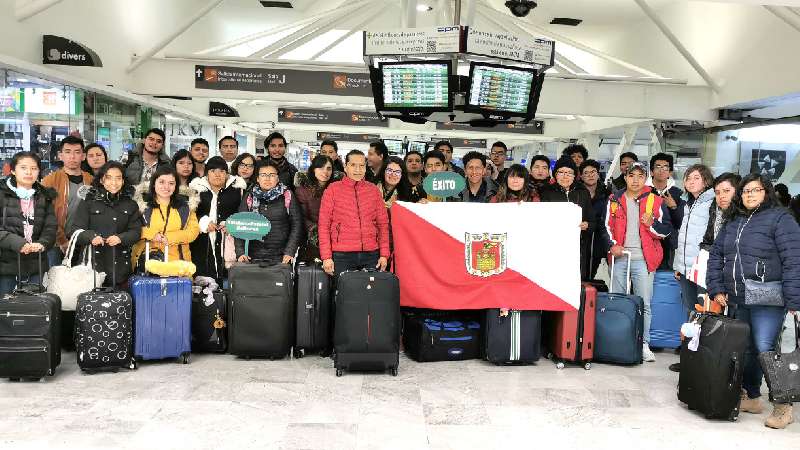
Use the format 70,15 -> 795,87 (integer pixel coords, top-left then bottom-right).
43,229 -> 106,311
744,279 -> 785,307
759,314 -> 800,403
688,249 -> 709,289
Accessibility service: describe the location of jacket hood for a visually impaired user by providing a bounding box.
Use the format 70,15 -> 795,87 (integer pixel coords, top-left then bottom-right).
189,174 -> 247,193
646,176 -> 676,194
0,178 -> 57,200
294,171 -> 312,188
133,181 -> 199,213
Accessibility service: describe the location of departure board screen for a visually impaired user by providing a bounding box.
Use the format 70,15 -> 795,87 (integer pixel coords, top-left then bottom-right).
467,64 -> 535,114
408,141 -> 427,153
380,62 -> 450,110
383,139 -> 404,154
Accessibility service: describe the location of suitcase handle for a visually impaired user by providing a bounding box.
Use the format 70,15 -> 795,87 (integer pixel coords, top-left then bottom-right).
729,353 -> 741,390
609,251 -> 632,295
15,251 -> 44,293
90,245 -> 117,291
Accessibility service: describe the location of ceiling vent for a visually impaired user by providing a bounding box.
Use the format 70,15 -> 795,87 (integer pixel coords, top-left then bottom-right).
550,17 -> 582,26
260,1 -> 293,8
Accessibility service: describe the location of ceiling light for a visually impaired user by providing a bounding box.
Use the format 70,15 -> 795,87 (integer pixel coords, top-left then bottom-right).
16,78 -> 29,83
416,4 -> 433,12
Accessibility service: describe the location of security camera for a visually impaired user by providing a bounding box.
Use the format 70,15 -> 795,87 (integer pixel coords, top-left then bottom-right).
505,0 -> 537,17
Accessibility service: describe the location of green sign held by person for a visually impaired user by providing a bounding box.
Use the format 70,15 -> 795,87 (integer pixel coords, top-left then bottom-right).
226,212 -> 271,255
423,171 -> 466,200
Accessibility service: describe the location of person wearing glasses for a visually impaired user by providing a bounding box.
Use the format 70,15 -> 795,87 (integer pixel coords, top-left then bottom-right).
231,153 -> 257,187
604,161 -> 673,363
488,141 -> 509,182
647,153 -> 685,269
541,157 -> 594,280
434,141 -> 465,177
580,159 -> 610,280
235,160 -> 302,267
458,151 -> 497,203
707,173 -> 800,429
377,156 -> 407,208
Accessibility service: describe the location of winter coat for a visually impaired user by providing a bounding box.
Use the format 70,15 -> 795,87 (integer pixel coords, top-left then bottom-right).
318,177 -> 390,261
458,178 -> 498,203
190,175 -> 246,280
700,200 -> 732,252
41,169 -> 93,248
603,187 -> 673,273
67,189 -> 143,286
648,179 -> 685,269
235,186 -> 303,266
541,182 -> 595,280
377,183 -> 399,208
585,183 -> 610,261
122,143 -> 171,187
0,181 -> 57,276
294,173 -> 325,262
673,188 -> 715,275
131,196 -> 200,270
707,206 -> 800,310
268,157 -> 299,192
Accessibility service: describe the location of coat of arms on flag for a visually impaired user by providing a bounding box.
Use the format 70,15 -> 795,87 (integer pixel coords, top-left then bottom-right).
465,232 -> 507,277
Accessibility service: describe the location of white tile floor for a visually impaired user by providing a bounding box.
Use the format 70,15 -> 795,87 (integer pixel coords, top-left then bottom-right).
2,341 -> 798,450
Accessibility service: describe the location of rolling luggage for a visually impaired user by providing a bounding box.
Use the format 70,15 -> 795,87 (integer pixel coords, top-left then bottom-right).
484,309 -> 541,364
333,270 -> 400,376
191,284 -> 227,353
649,270 -> 684,349
228,262 -> 294,359
546,283 -> 597,370
294,261 -> 331,358
594,253 -> 644,365
129,243 -> 192,363
0,253 -> 61,380
75,248 -> 136,372
403,310 -> 482,362
678,301 -> 750,420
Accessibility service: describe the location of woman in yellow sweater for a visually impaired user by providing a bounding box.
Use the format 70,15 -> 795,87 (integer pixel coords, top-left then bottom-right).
132,166 -> 200,270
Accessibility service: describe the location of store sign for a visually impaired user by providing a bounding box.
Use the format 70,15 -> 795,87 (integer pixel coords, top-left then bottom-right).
465,28 -> 554,67
195,65 -> 372,96
23,88 -> 76,115
364,27 -> 463,55
209,101 -> 239,117
278,108 -> 387,127
436,121 -> 544,135
42,35 -> 102,67
423,172 -> 466,199
316,132 -> 381,143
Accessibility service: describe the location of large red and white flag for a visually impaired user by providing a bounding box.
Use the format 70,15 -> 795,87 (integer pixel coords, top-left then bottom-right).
392,201 -> 581,311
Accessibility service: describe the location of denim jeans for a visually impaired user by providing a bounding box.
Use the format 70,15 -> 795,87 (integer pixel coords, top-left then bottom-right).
332,251 -> 380,278
679,274 -> 704,316
610,256 -> 654,344
0,274 -> 42,297
47,247 -> 64,269
735,305 -> 787,400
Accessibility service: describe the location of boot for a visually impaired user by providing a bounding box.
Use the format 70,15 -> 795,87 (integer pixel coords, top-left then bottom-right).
765,403 -> 794,429
739,391 -> 764,414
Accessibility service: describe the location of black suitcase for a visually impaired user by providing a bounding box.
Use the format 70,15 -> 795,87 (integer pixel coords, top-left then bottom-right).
678,312 -> 750,420
0,254 -> 61,380
334,270 -> 400,376
191,287 -> 228,353
403,311 -> 482,362
484,309 -> 542,364
75,289 -> 135,372
228,262 -> 294,359
294,261 -> 331,358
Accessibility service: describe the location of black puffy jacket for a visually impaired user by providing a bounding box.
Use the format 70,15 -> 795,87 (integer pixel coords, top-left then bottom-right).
235,187 -> 304,266
190,176 -> 246,280
541,182 -> 595,280
0,180 -> 57,276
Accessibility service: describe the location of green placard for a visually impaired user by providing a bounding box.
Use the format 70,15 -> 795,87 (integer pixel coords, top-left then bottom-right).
226,212 -> 271,256
423,171 -> 466,199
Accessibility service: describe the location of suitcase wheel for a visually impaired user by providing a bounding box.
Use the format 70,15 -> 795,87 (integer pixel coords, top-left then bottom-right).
48,368 -> 55,376
555,361 -> 565,370
391,367 -> 398,377
335,369 -> 343,377
293,348 -> 305,359
546,352 -> 553,360
129,359 -> 137,370
181,354 -> 190,365
584,362 -> 592,370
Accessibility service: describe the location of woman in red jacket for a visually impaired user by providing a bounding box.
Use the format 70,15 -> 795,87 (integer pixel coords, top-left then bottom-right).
318,150 -> 390,276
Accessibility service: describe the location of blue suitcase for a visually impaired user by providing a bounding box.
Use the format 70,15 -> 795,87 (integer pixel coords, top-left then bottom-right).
130,243 -> 192,363
595,254 -> 644,365
649,270 -> 684,349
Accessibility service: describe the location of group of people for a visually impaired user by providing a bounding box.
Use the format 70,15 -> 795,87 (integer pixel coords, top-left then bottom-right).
0,132 -> 797,429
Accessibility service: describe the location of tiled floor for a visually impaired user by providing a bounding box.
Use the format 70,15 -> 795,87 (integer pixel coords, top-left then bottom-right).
2,339 -> 798,450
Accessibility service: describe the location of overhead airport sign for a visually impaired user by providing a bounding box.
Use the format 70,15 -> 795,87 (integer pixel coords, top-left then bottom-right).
278,108 -> 387,127
209,101 -> 240,117
364,27 -> 463,55
42,35 -> 102,67
431,139 -> 487,149
465,28 -> 554,67
436,121 -> 544,135
317,132 -> 381,143
195,65 -> 372,96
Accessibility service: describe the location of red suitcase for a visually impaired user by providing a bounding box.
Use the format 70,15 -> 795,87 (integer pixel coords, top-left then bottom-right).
546,283 -> 596,370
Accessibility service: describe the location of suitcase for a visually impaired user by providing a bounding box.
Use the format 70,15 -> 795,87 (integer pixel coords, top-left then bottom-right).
678,307 -> 750,420
191,287 -> 228,353
333,270 -> 400,376
546,283 -> 596,370
649,270 -> 684,349
594,253 -> 644,365
294,261 -> 331,358
228,262 -> 294,359
0,253 -> 62,380
403,311 -> 482,362
129,243 -> 192,363
484,309 -> 542,364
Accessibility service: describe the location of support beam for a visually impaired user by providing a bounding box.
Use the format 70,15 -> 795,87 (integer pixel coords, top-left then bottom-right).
633,0 -> 720,93
478,3 -> 665,79
402,0 -> 418,27
554,53 -> 583,75
311,8 -> 385,60
454,0 -> 462,25
764,5 -> 800,33
127,0 -> 225,73
439,0 -> 453,25
15,0 -> 63,21
463,0 -> 477,26
195,18 -> 315,55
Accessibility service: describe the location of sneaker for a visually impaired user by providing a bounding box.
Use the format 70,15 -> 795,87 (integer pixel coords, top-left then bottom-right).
765,403 -> 794,429
642,344 -> 656,362
740,391 -> 764,414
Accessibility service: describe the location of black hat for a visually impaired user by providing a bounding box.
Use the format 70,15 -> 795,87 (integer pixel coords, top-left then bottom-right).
553,156 -> 577,176
205,156 -> 229,173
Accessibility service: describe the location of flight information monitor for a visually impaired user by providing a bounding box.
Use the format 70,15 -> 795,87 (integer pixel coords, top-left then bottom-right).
379,61 -> 452,111
408,141 -> 427,153
466,63 -> 537,115
383,139 -> 405,155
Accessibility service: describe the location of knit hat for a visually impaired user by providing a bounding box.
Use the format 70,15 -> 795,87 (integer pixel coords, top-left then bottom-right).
553,156 -> 577,176
205,156 -> 229,173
